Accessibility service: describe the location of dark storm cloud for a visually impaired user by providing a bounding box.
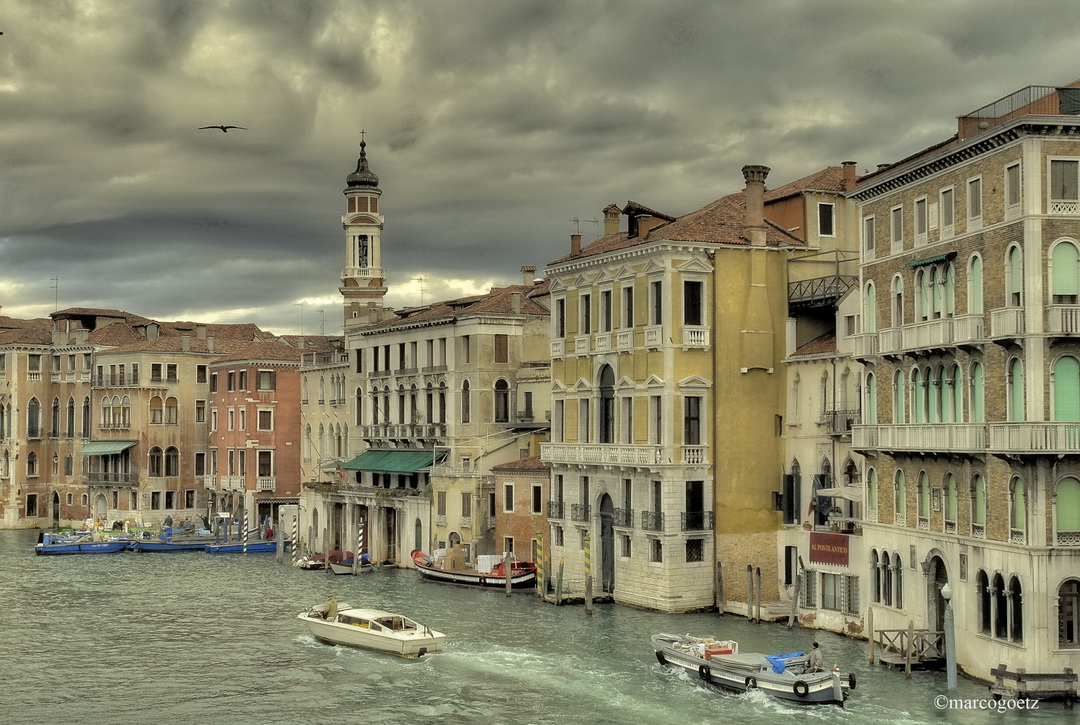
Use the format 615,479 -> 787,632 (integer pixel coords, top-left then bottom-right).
4,0 -> 1080,332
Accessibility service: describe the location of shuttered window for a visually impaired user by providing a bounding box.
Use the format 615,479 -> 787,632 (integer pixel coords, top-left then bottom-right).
1053,242 -> 1080,304
1054,356 -> 1080,421
1057,477 -> 1080,532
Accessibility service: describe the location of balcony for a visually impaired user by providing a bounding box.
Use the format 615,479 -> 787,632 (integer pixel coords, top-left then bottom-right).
542,443 -> 662,467
644,326 -> 662,348
681,510 -> 713,531
680,446 -> 707,465
1048,305 -> 1080,335
550,340 -> 565,358
616,330 -> 633,350
681,326 -> 709,348
573,336 -> 589,355
824,409 -> 858,436
548,501 -> 564,519
989,307 -> 1025,339
851,332 -> 878,358
641,510 -> 665,532
853,424 -> 985,454
593,333 -> 612,352
256,477 -> 276,492
988,422 -> 1080,455
360,423 -> 446,440
570,503 -> 591,523
85,471 -> 138,487
613,507 -> 634,528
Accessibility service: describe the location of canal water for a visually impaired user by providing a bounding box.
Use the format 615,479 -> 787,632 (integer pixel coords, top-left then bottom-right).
0,530 -> 1059,724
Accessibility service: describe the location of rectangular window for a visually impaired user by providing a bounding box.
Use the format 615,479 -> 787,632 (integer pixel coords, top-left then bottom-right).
210,372 -> 217,393
504,483 -> 514,513
555,299 -> 566,338
685,538 -> 703,563
650,281 -> 663,325
684,396 -> 701,445
258,409 -> 273,431
166,363 -> 178,383
461,491 -> 472,518
196,365 -> 208,384
238,450 -> 246,476
822,572 -> 843,611
621,535 -> 631,558
683,281 -> 703,326
940,188 -> 954,236
185,489 -> 195,509
863,216 -> 875,252
227,408 -> 234,431
194,452 -> 206,477
227,370 -> 235,391
1051,159 -> 1079,202
914,197 -> 927,243
817,202 -> 835,237
890,206 -> 903,251
257,370 -> 274,391
600,290 -> 612,332
238,370 -> 247,391
1006,162 -> 1021,208
151,492 -> 161,510
151,363 -> 163,383
578,399 -> 590,443
494,334 -> 508,363
650,395 -> 662,444
238,409 -> 246,431
461,336 -> 471,364
622,286 -> 634,328
504,537 -> 515,555
580,294 -> 592,334
257,450 -> 272,477
437,491 -> 446,516
968,177 -> 983,220
649,538 -> 663,563
532,484 -> 543,514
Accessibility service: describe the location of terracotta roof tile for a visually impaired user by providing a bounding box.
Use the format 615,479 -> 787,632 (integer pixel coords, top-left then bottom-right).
359,283 -> 549,333
492,455 -> 550,472
791,331 -> 837,357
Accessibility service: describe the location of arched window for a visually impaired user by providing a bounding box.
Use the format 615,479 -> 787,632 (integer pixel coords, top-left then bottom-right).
101,398 -> 113,428
1009,576 -> 1023,643
911,367 -> 924,424
894,469 -> 907,523
1056,477 -> 1080,544
864,372 -> 877,424
494,379 -> 510,424
82,397 -> 91,437
165,397 -> 178,424
461,380 -> 471,424
355,387 -> 363,426
993,573 -> 1007,638
864,282 -> 877,333
1051,240 -> 1080,305
27,397 -> 41,438
304,424 -> 312,461
1011,478 -> 1027,540
26,451 -> 38,476
917,471 -> 930,523
50,397 -> 60,437
149,396 -> 164,424
927,366 -> 941,423
914,268 -> 927,321
1054,355 -> 1080,421
971,473 -> 986,535
892,370 -> 905,424
51,453 -> 59,476
791,373 -> 801,422
891,275 -> 904,327
164,447 -> 180,477
867,468 -> 878,520
149,447 -> 163,477
1059,579 -> 1080,647
944,262 -> 956,317
881,549 -> 892,606
1007,358 -> 1024,422
945,473 -> 958,529
871,549 -> 881,603
893,552 -> 904,609
968,254 -> 984,314
970,361 -> 985,423
1007,245 -> 1023,306
64,454 -> 73,476
66,397 -> 75,437
977,570 -> 991,633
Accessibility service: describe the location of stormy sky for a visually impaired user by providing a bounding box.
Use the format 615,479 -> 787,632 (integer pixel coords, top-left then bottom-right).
3,0 -> 1080,335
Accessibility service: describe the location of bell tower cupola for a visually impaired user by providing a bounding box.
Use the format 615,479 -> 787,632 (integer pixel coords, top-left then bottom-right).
340,131 -> 388,329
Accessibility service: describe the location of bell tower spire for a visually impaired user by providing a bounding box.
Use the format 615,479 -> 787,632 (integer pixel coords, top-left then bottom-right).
340,131 -> 387,329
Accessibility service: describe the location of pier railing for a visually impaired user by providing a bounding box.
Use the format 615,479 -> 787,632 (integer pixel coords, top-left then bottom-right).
875,628 -> 945,661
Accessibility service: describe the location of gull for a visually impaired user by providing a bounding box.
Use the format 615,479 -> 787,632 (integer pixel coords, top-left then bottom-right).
199,125 -> 247,133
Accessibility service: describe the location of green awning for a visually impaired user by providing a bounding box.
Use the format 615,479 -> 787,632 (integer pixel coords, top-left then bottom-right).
78,441 -> 137,456
341,450 -> 446,473
906,252 -> 956,268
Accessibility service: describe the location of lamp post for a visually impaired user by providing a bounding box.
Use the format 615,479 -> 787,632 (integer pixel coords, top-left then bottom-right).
942,582 -> 957,690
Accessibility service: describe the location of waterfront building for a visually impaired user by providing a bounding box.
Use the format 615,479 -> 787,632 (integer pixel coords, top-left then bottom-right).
492,453 -> 551,567
206,338 -> 336,528
300,139 -> 552,566
850,81 -> 1080,677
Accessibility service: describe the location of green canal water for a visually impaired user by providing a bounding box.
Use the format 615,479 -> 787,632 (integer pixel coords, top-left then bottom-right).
0,530 -> 1061,724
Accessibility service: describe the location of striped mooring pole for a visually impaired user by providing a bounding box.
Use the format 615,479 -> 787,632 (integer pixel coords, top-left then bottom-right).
353,520 -> 364,575
535,531 -> 544,597
291,512 -> 300,565
584,530 -> 593,615
242,511 -> 249,554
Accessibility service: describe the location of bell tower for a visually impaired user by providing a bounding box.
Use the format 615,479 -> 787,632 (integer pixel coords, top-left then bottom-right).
340,132 -> 387,329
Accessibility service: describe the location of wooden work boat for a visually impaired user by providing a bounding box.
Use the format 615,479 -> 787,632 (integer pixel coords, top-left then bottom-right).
651,633 -> 855,706
411,550 -> 536,589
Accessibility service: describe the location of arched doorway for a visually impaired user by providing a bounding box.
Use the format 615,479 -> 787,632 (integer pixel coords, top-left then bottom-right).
51,491 -> 60,528
927,555 -> 949,632
599,493 -> 614,593
414,517 -> 423,553
93,492 -> 108,521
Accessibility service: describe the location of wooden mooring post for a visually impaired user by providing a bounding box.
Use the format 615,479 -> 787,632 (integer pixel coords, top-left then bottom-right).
555,558 -> 564,605
755,567 -> 762,623
745,565 -> 754,622
905,620 -> 914,679
867,607 -> 875,664
715,561 -> 725,615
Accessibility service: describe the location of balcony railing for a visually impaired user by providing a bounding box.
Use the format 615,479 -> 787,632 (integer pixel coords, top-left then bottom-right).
853,424 -> 985,453
570,503 -> 591,523
989,307 -> 1025,338
84,472 -> 138,486
644,326 -> 662,348
256,477 -> 276,492
682,326 -> 709,348
1048,305 -> 1080,334
641,510 -> 664,532
824,409 -> 858,436
681,510 -> 713,531
616,330 -> 633,349
613,507 -> 634,528
548,500 -> 564,519
989,422 -> 1080,454
851,332 -> 878,358
541,443 -> 662,466
550,340 -> 565,358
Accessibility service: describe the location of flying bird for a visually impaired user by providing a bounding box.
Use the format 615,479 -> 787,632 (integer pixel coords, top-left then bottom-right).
199,125 -> 246,133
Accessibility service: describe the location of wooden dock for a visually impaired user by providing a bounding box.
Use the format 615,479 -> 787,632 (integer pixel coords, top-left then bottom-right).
989,664 -> 1077,707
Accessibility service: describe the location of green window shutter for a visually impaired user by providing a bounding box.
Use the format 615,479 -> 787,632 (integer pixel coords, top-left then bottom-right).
1057,477 -> 1080,531
946,475 -> 958,521
1009,359 -> 1024,422
972,363 -> 985,423
1054,356 -> 1080,421
970,256 -> 983,314
1012,482 -> 1027,530
973,476 -> 986,526
1053,243 -> 1080,297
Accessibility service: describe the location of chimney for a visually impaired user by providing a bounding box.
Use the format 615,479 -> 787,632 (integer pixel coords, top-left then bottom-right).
521,265 -> 536,285
196,325 -> 207,340
841,161 -> 857,191
207,335 -> 215,354
742,164 -> 770,246
603,204 -> 621,236
511,292 -> 522,314
368,302 -> 378,324
571,234 -> 582,256
181,333 -> 190,352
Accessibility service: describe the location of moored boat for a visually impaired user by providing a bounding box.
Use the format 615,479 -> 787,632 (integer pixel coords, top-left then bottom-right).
297,600 -> 445,657
34,532 -> 132,556
204,540 -> 287,554
328,553 -> 377,575
650,633 -> 855,705
411,549 -> 536,589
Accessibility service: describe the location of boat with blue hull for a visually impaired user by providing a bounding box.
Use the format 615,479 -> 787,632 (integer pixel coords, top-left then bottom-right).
651,633 -> 855,706
34,532 -> 131,556
204,540 -> 288,554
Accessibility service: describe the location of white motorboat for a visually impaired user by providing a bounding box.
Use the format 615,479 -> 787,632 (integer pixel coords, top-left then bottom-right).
298,601 -> 445,658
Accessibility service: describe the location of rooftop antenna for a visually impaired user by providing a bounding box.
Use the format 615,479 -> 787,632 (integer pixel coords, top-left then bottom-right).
412,276 -> 426,306
318,309 -> 325,336
571,217 -> 601,239
50,277 -> 59,311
